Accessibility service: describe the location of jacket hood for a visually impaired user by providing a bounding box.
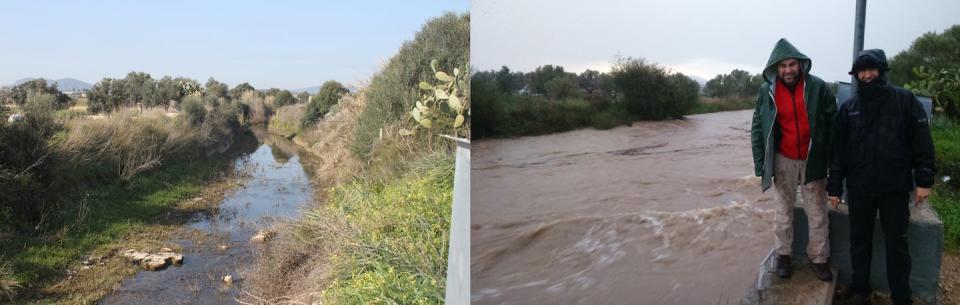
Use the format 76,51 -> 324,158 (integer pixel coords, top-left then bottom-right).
848,49 -> 890,76
762,38 -> 812,84
851,49 -> 891,94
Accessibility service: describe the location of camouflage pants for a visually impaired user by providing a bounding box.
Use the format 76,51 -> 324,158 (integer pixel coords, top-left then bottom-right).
773,153 -> 830,263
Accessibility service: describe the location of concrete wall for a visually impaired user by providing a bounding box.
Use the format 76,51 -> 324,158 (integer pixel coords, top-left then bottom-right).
790,202 -> 943,304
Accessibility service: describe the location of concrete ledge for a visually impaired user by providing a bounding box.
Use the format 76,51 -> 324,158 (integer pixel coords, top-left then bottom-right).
790,202 -> 943,304
742,257 -> 836,305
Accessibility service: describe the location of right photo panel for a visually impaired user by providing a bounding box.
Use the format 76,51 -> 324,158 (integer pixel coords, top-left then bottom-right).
470,1 -> 960,304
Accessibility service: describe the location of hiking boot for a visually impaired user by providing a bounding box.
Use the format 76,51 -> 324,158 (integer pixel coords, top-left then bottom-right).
775,255 -> 792,278
810,262 -> 833,281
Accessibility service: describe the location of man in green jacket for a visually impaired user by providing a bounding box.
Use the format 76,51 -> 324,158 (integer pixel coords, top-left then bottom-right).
751,38 -> 837,281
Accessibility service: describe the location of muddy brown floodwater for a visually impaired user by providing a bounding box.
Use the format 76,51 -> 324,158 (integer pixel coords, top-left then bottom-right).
472,110 -> 779,304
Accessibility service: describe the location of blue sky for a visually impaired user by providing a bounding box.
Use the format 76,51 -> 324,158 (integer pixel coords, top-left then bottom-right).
0,0 -> 468,90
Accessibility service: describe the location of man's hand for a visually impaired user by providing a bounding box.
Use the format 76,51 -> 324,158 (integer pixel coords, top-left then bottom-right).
828,196 -> 841,209
914,187 -> 931,207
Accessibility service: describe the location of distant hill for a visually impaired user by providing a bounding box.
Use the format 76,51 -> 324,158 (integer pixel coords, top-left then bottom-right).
9,78 -> 93,92
290,86 -> 320,95
688,75 -> 708,87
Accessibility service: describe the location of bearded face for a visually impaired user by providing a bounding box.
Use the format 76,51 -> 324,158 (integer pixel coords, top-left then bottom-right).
777,58 -> 801,86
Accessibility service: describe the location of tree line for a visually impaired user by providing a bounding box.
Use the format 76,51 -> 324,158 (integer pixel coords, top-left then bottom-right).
472,57 -> 703,138
85,72 -> 325,114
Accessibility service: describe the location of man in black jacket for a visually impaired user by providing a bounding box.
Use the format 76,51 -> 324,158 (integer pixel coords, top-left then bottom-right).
827,49 -> 937,305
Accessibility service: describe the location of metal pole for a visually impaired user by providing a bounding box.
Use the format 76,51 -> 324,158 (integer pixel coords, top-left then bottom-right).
852,0 -> 867,92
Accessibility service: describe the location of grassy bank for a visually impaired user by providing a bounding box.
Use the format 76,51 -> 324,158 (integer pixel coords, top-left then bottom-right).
242,12 -> 467,305
930,118 -> 960,251
472,94 -> 633,138
2,147 -> 249,304
0,95 -> 248,303
688,95 -> 755,115
245,87 -> 459,304
309,154 -> 452,303
470,93 -> 754,139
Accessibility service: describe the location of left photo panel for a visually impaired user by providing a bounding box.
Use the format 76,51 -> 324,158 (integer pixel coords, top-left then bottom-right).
0,1 -> 470,304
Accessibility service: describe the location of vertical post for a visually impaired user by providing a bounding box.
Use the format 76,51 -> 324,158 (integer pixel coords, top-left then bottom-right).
851,0 -> 867,92
442,135 -> 470,305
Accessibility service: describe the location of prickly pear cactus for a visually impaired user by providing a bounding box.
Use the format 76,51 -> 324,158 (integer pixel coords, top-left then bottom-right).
400,59 -> 470,137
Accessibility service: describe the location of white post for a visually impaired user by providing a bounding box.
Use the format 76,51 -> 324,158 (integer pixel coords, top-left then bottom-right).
442,135 -> 470,305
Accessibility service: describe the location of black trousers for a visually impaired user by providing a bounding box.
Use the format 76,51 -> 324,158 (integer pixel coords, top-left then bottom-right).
848,191 -> 912,304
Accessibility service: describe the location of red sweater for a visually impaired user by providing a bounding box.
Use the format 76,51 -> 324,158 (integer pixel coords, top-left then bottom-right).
774,76 -> 810,160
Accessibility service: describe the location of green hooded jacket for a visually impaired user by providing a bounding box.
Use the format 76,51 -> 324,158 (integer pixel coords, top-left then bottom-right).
751,38 -> 837,191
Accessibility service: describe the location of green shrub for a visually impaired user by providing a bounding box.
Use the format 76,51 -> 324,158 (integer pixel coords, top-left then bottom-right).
272,90 -> 296,108
10,79 -> 70,107
499,96 -> 594,136
889,24 -> 960,86
932,118 -> 960,190
180,95 -> 206,126
906,66 -> 960,119
23,92 -> 60,131
0,128 -> 49,229
612,57 -> 700,120
353,12 -> 469,160
544,74 -> 583,100
203,100 -> 243,147
302,80 -> 348,128
589,104 -> 629,130
702,69 -> 764,98
668,73 -> 701,113
469,72 -> 500,138
0,93 -> 61,228
930,117 -> 960,251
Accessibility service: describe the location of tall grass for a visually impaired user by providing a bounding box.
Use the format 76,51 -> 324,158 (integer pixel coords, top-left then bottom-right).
59,110 -> 196,181
296,93 -> 365,186
57,103 -> 238,183
240,91 -> 272,125
932,118 -> 960,189
303,153 -> 453,304
932,189 -> 960,250
0,259 -> 19,302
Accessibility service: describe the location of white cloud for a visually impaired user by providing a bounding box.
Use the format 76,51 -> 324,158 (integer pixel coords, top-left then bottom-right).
666,59 -> 763,81
564,61 -> 614,74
